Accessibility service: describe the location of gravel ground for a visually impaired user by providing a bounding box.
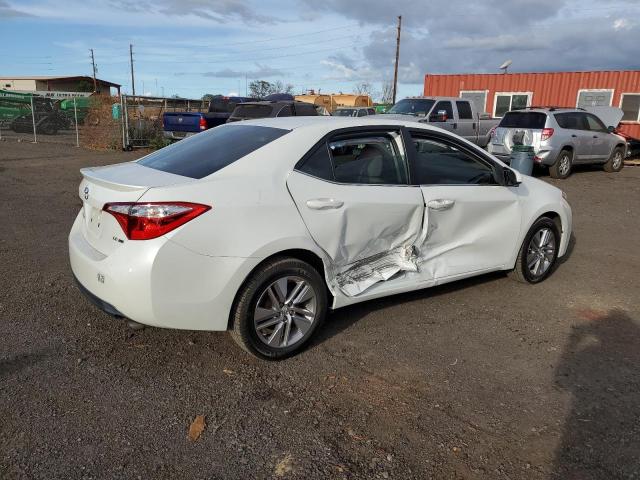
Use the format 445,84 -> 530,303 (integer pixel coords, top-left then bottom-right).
1,141 -> 639,480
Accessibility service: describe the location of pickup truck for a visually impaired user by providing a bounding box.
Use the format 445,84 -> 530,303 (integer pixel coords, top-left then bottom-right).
382,96 -> 500,147
162,95 -> 254,141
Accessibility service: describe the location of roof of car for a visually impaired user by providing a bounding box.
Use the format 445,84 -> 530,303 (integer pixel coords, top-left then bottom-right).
238,115 -> 442,133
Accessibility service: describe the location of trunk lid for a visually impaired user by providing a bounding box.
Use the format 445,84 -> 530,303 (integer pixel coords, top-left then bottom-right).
78,162 -> 194,255
162,112 -> 203,133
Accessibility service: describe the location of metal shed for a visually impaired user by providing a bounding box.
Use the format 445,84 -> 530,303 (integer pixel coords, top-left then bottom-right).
424,70 -> 640,138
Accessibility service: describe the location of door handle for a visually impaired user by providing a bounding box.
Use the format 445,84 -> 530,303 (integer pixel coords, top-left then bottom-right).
472,122 -> 476,130
593,135 -> 598,138
453,122 -> 458,129
571,134 -> 577,138
306,198 -> 344,210
427,199 -> 455,211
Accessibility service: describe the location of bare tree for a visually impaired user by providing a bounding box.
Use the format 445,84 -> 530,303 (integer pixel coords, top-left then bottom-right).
272,80 -> 295,95
380,81 -> 394,104
354,81 -> 373,97
249,80 -> 295,98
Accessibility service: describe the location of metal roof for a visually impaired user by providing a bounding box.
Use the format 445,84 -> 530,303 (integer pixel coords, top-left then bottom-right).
0,75 -> 121,86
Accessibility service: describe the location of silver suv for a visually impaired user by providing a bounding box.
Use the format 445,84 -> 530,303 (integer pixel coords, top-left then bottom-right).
488,107 -> 627,178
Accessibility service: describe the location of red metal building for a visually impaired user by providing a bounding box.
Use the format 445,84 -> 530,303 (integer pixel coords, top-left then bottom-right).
423,70 -> 640,138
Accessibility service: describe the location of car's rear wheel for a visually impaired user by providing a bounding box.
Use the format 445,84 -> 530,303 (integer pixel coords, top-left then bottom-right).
509,217 -> 559,284
549,149 -> 572,179
230,257 -> 327,359
603,146 -> 624,173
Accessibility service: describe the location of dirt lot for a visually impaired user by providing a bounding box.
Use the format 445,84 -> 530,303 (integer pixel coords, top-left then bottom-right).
1,141 -> 639,480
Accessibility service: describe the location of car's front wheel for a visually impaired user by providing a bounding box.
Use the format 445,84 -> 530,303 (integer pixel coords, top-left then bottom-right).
509,217 -> 560,284
603,146 -> 624,173
230,257 -> 327,359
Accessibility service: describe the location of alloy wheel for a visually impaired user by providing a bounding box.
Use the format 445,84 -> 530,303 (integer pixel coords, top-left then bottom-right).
559,155 -> 570,176
253,276 -> 317,349
526,228 -> 556,278
612,151 -> 622,170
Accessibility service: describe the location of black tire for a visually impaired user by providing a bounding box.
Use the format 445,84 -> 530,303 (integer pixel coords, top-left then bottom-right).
603,146 -> 624,173
229,257 -> 328,360
509,217 -> 560,284
549,149 -> 572,179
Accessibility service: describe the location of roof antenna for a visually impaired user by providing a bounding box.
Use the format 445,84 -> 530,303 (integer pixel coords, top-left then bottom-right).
499,59 -> 512,74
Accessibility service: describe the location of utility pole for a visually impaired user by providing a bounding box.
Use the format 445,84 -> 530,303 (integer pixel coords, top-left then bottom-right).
129,43 -> 136,97
392,15 -> 402,104
90,49 -> 97,92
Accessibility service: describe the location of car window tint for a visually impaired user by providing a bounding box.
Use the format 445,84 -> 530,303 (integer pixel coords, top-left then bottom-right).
500,112 -> 547,129
295,103 -> 317,116
232,104 -> 273,118
357,109 -> 366,117
329,133 -> 408,185
584,114 -> 607,131
432,101 -> 453,118
297,144 -> 334,180
410,134 -> 496,185
138,124 -> 289,179
456,101 -> 473,119
277,105 -> 293,117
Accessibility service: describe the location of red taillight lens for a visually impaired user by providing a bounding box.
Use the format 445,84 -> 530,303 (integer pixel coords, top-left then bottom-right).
103,202 -> 210,240
541,128 -> 554,141
199,116 -> 207,130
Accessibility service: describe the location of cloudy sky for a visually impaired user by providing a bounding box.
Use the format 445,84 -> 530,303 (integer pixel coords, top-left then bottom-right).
1,0 -> 639,100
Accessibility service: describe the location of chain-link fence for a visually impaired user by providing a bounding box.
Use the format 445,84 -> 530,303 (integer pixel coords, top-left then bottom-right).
0,90 -> 205,151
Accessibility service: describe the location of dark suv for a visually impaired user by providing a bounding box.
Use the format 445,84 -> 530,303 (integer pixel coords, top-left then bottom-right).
227,100 -> 318,123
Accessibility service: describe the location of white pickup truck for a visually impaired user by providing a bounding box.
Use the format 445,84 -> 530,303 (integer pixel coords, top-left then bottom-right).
382,96 -> 501,147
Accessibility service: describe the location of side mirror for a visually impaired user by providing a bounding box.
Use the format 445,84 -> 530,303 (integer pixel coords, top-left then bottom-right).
607,125 -> 615,133
502,167 -> 521,187
429,110 -> 448,122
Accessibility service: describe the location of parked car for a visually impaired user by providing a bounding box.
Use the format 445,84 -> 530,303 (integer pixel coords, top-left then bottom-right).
69,116 -> 572,359
226,99 -> 318,122
162,95 -> 254,141
488,107 -> 627,178
382,96 -> 500,147
334,107 -> 377,117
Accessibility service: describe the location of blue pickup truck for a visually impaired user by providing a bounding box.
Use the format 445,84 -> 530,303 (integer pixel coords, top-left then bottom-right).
162,95 -> 254,141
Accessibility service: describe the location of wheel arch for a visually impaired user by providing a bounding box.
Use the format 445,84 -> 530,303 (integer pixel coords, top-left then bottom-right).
227,247 -> 333,330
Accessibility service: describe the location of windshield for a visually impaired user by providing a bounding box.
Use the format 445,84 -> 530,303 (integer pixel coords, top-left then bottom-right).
334,109 -> 356,117
387,99 -> 435,116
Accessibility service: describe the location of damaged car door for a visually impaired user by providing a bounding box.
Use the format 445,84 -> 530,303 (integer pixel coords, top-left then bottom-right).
287,128 -> 425,296
407,130 -> 522,280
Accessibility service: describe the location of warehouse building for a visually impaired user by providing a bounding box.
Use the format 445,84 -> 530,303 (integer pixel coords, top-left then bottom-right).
0,75 -> 120,96
424,70 -> 640,138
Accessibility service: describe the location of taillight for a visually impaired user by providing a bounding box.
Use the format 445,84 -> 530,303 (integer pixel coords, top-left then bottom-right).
199,116 -> 207,130
541,128 -> 554,141
103,202 -> 210,240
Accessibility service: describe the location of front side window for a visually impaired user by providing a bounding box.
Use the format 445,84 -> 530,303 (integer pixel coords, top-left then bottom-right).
584,113 -> 607,132
138,124 -> 289,179
409,133 -> 496,185
329,133 -> 408,185
431,101 -> 453,120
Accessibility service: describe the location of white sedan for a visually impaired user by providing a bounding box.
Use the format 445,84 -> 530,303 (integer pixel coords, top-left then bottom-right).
69,117 -> 572,359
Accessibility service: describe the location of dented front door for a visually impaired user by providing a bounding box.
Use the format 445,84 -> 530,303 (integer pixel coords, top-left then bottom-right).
418,185 -> 521,279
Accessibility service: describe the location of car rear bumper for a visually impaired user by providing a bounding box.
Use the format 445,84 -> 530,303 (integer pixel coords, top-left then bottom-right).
68,211 -> 259,331
163,131 -> 197,141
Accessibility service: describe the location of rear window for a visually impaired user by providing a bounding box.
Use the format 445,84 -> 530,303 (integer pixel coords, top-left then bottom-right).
232,104 -> 273,119
138,124 -> 289,179
499,112 -> 547,129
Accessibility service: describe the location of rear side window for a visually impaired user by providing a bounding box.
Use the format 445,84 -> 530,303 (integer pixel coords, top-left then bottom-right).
329,133 -> 408,185
138,124 -> 289,179
456,101 -> 473,119
298,144 -> 334,180
277,105 -> 293,117
499,112 -> 547,129
555,112 -> 587,130
233,104 -> 273,118
294,103 -> 317,116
